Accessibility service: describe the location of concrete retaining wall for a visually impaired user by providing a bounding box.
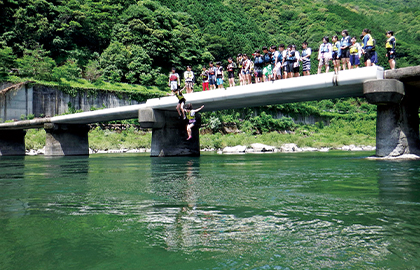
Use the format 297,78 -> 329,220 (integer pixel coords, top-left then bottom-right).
0,83 -> 140,121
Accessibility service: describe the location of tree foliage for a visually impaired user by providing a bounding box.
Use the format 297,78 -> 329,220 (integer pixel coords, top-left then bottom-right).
1,0 -> 419,85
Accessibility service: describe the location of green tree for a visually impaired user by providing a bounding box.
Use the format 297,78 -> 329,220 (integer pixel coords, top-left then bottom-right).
52,58 -> 81,81
16,47 -> 55,80
0,46 -> 16,79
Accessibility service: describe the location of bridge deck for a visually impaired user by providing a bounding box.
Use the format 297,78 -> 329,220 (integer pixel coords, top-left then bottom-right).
0,66 -> 383,129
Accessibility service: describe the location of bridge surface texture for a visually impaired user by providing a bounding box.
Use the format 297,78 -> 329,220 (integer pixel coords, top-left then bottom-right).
0,66 -> 384,129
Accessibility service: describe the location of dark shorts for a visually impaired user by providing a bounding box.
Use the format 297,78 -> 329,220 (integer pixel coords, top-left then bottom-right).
285,61 -> 294,73
332,51 -> 339,60
293,66 -> 300,73
228,72 -> 235,79
178,98 -> 186,104
364,47 -> 373,63
387,49 -> 396,60
209,75 -> 216,85
340,48 -> 350,59
254,68 -> 263,78
350,55 -> 360,66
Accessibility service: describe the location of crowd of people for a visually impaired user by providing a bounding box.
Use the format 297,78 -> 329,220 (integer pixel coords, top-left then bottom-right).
168,28 -> 397,140
169,28 -> 396,93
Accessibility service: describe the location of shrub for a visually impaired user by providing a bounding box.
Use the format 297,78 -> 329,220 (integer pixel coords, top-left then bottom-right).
52,59 -> 82,81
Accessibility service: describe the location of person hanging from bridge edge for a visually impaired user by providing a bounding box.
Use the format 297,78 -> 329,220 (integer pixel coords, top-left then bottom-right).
167,85 -> 187,119
184,103 -> 204,140
168,67 -> 180,91
386,30 -> 396,70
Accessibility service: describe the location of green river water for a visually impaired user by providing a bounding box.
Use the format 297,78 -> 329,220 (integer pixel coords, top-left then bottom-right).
1,151 -> 420,269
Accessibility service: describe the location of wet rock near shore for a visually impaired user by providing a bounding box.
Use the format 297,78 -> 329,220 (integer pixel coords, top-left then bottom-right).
218,144 -> 377,154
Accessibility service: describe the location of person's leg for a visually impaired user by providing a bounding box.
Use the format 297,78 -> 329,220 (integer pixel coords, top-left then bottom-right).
186,124 -> 194,139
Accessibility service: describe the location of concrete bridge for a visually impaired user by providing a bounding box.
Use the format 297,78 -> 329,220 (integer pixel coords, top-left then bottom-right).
0,66 -> 419,157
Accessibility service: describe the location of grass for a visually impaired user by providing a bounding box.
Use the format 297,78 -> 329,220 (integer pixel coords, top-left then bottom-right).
24,126 -> 375,151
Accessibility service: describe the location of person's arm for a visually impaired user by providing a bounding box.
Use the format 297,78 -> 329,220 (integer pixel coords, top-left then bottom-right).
305,48 -> 312,60
318,45 -> 322,60
177,74 -> 180,86
192,105 -> 204,113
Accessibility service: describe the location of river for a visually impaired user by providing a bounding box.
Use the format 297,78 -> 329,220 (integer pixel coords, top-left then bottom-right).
1,151 -> 420,269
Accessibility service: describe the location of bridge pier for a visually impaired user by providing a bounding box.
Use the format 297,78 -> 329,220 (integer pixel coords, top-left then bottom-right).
364,79 -> 420,157
0,130 -> 26,156
44,123 -> 89,156
139,108 -> 201,157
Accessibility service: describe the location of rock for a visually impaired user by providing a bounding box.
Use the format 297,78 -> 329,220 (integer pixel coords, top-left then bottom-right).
37,147 -> 45,155
26,149 -> 38,156
250,143 -> 276,152
222,145 -> 247,154
301,147 -> 318,152
367,154 -> 420,160
280,143 -> 300,152
126,149 -> 141,153
341,145 -> 350,151
319,148 -> 330,152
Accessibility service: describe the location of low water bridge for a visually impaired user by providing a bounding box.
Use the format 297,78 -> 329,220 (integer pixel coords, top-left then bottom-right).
0,66 -> 419,157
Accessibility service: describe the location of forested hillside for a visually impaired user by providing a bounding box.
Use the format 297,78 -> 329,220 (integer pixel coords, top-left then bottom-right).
1,0 -> 420,85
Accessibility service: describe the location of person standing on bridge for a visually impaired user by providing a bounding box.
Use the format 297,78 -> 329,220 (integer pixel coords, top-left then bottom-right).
317,36 -> 332,74
253,50 -> 264,83
216,62 -> 224,89
168,68 -> 180,91
242,54 -> 251,85
332,35 -> 341,74
349,36 -> 362,69
227,57 -> 237,87
385,31 -> 396,70
208,61 -> 217,90
300,42 -> 311,76
262,46 -> 273,82
361,29 -> 374,67
184,103 -> 204,140
271,45 -> 282,80
184,66 -> 195,94
200,66 -> 209,91
340,30 -> 352,70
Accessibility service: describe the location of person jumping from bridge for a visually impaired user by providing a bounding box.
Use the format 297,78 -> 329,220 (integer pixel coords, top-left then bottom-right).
168,86 -> 187,119
184,103 -> 204,140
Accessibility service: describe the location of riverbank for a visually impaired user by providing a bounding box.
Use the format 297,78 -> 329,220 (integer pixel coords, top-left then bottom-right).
24,128 -> 377,156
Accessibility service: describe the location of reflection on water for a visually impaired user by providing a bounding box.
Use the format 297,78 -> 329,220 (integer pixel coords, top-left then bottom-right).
0,152 -> 420,269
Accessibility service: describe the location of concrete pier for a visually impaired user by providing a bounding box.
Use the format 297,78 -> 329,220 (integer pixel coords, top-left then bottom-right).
364,78 -> 420,157
0,130 -> 26,156
139,108 -> 201,157
44,123 -> 89,156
